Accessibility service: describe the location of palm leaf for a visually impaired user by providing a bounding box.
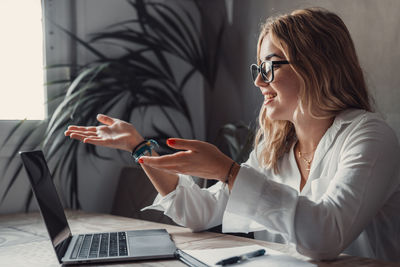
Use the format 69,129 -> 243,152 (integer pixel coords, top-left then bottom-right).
0,119 -> 27,154
0,0 -> 225,209
217,122 -> 255,163
48,19 -> 107,60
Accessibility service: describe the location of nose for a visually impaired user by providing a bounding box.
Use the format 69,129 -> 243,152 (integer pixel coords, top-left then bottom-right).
254,72 -> 269,88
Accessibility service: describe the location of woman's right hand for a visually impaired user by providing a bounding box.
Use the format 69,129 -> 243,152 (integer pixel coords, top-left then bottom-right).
64,114 -> 144,152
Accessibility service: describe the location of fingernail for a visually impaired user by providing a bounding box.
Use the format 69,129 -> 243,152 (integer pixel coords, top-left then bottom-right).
167,139 -> 176,146
138,158 -> 144,164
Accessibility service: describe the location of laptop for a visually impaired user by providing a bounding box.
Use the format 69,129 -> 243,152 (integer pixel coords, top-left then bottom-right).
20,150 -> 177,265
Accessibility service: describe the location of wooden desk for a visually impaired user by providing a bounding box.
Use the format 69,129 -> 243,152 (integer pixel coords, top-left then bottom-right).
0,211 -> 395,266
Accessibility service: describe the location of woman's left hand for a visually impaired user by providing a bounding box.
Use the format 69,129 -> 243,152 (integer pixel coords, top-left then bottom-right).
139,138 -> 234,181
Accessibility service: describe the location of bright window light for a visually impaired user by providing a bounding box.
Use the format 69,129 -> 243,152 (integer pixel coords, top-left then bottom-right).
0,1 -> 45,120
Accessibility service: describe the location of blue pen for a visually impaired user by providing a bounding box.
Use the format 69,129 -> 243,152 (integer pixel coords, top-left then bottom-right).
215,248 -> 266,266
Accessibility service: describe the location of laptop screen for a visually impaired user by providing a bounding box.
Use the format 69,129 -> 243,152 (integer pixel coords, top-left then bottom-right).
20,150 -> 72,262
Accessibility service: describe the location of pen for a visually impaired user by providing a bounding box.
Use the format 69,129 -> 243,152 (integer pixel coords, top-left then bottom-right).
215,248 -> 266,266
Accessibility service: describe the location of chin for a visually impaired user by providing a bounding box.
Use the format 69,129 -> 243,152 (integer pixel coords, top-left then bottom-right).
265,110 -> 280,121
266,114 -> 281,121
265,109 -> 290,122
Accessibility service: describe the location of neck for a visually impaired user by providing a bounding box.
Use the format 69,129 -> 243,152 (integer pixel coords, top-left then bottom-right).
293,114 -> 334,153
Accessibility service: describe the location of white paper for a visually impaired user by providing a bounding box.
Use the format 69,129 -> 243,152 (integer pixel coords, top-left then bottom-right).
183,244 -> 316,267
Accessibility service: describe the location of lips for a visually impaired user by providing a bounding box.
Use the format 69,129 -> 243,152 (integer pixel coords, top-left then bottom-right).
262,91 -> 277,105
264,93 -> 277,100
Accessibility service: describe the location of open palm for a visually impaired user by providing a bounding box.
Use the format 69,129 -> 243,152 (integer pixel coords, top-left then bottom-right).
64,114 -> 143,152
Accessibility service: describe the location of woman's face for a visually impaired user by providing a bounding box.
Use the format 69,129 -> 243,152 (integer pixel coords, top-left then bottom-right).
255,34 -> 301,122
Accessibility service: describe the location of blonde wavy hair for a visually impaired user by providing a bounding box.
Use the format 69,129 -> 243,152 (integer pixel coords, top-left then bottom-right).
254,8 -> 372,173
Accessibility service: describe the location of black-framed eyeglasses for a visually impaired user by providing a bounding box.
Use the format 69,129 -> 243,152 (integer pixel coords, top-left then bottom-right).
250,60 -> 290,83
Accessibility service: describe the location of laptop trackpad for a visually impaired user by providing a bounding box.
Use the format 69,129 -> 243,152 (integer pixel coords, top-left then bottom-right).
127,229 -> 176,258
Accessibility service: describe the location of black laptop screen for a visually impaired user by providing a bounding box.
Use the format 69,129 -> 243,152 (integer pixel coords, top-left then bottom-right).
20,150 -> 72,262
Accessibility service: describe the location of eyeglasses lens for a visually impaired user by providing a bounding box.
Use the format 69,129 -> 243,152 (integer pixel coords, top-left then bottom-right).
262,62 -> 273,82
251,65 -> 259,82
251,62 -> 272,82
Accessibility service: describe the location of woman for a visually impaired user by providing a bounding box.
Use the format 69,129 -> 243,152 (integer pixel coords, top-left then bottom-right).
65,8 -> 400,261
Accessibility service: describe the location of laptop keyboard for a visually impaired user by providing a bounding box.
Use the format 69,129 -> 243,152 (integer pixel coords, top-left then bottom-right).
70,232 -> 128,259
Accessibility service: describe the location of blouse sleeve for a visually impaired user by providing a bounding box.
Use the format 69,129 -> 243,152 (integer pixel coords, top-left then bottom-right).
223,115 -> 400,260
142,174 -> 230,232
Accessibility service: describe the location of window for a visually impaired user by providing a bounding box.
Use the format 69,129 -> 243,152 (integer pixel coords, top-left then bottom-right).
0,1 -> 45,120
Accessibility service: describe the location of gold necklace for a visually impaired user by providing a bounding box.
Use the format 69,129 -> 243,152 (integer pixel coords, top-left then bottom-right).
297,148 -> 316,172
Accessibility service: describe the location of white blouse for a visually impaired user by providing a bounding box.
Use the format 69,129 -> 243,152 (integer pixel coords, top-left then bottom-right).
143,109 -> 400,262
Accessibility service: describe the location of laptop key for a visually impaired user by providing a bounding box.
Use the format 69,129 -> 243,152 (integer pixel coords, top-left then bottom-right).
78,234 -> 92,258
119,246 -> 128,256
99,233 -> 109,257
109,232 -> 118,257
71,235 -> 84,259
118,232 -> 128,256
89,234 -> 100,258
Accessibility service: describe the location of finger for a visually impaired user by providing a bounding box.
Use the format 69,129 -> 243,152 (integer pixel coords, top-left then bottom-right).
166,138 -> 202,151
65,130 -> 82,137
68,130 -> 98,137
67,125 -> 97,131
68,133 -> 89,142
64,130 -> 97,136
97,114 -> 115,126
139,151 -> 189,167
65,126 -> 96,136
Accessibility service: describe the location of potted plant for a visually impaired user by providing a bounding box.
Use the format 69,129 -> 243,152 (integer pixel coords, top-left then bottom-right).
0,0 -> 225,210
